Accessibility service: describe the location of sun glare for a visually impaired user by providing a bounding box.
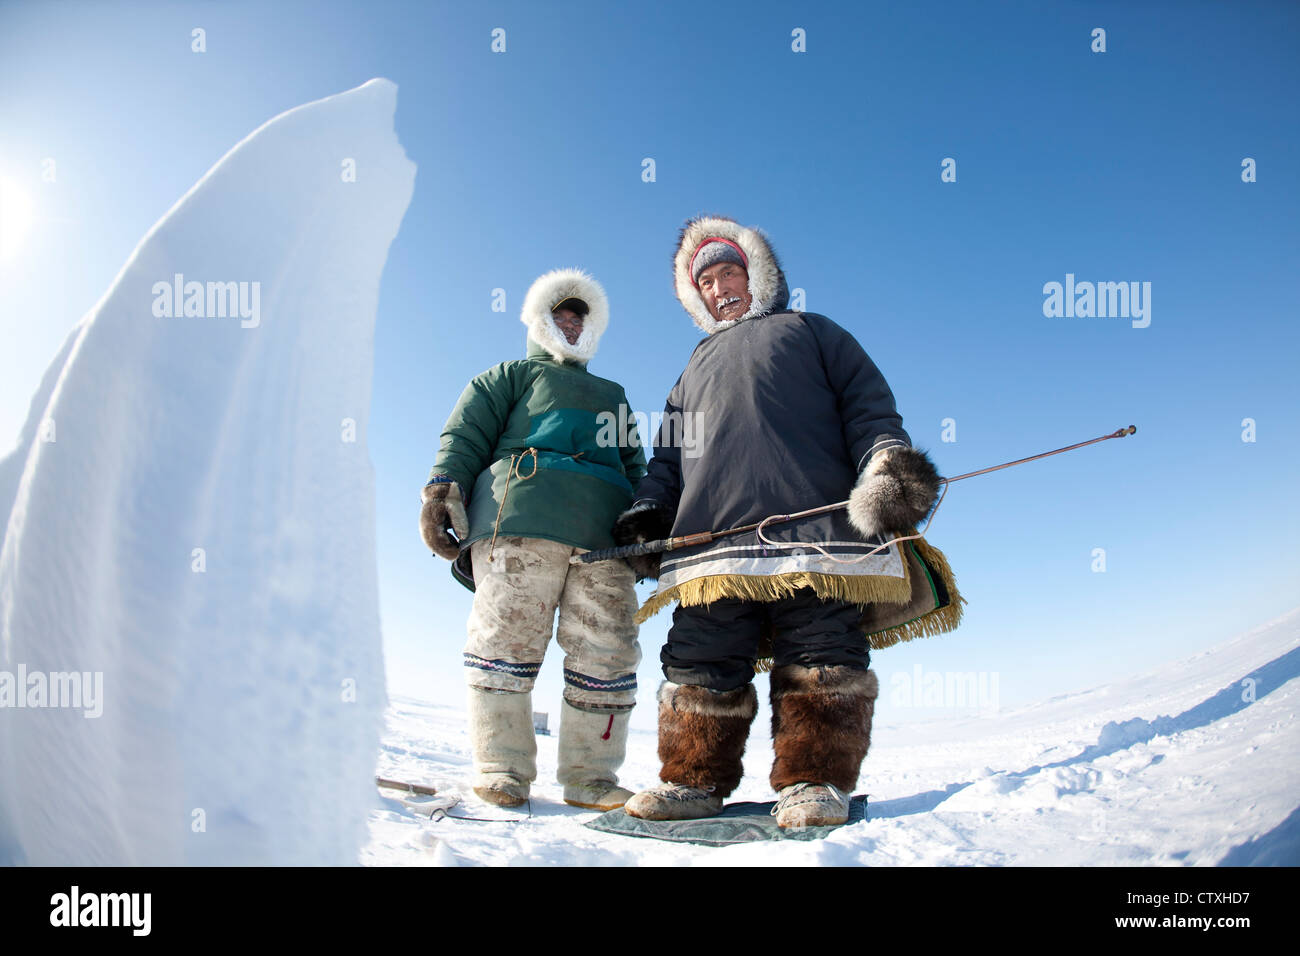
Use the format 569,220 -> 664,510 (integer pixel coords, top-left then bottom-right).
0,176 -> 35,261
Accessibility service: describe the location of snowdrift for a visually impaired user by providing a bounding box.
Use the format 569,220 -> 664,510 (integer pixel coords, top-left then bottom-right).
0,79 -> 415,865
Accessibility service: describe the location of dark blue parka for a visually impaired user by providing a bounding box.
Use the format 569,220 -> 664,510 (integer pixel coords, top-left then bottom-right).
634,218 -> 918,618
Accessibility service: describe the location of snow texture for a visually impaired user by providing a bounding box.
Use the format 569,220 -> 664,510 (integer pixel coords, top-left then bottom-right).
0,79 -> 415,865
366,609 -> 1299,866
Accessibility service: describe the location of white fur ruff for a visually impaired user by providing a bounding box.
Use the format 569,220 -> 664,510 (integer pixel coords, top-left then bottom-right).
658,680 -> 758,718
673,218 -> 783,335
770,664 -> 880,701
520,268 -> 609,363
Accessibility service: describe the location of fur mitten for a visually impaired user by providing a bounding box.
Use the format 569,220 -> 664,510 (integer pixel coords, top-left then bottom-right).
612,498 -> 675,581
847,446 -> 941,538
420,478 -> 469,560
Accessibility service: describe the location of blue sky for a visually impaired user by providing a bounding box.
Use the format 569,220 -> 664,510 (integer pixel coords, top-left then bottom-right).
2,0 -> 1297,725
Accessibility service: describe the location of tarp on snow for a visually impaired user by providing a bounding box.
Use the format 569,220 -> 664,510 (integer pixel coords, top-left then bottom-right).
583,796 -> 868,846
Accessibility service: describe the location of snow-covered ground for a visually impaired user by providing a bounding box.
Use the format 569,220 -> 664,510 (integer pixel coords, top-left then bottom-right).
365,608 -> 1300,866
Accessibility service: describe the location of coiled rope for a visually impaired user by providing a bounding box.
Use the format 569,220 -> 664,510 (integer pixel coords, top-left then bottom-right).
487,447 -> 539,561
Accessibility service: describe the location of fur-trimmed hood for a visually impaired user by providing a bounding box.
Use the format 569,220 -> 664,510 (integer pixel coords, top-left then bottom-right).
521,268 -> 609,363
673,216 -> 790,335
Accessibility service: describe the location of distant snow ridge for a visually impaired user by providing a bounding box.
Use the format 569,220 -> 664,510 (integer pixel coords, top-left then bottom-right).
0,79 -> 415,864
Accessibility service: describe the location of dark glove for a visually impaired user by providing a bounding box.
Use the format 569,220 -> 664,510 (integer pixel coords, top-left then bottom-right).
846,446 -> 941,538
420,478 -> 469,561
612,499 -> 675,582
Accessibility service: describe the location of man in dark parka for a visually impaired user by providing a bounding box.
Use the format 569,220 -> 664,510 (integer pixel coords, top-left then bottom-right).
615,217 -> 942,827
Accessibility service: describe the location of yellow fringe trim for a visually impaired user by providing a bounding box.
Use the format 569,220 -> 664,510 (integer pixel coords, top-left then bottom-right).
865,537 -> 966,649
865,598 -> 965,649
863,537 -> 966,649
635,570 -> 912,625
639,537 -> 969,670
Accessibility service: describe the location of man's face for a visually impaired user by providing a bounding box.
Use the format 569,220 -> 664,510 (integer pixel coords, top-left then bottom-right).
552,307 -> 584,345
697,261 -> 752,323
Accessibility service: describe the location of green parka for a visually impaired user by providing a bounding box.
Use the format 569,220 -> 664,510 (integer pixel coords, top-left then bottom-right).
429,271 -> 645,590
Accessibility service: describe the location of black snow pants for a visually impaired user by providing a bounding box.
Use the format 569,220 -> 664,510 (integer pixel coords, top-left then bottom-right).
661,587 -> 870,691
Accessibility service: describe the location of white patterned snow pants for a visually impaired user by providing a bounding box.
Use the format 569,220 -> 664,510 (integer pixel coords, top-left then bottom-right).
463,536 -> 641,709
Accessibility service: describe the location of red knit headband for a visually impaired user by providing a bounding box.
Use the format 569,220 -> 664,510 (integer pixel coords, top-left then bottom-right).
689,238 -> 749,288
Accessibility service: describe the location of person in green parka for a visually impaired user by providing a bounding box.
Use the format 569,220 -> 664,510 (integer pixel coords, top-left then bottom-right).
420,269 -> 647,810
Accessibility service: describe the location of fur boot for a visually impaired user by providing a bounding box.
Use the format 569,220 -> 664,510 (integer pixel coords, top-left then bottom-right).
623,681 -> 757,821
769,664 -> 878,796
557,700 -> 634,810
467,685 -> 537,807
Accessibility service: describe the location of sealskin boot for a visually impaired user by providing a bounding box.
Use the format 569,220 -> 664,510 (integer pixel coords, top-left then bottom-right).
467,685 -> 537,808
622,783 -> 722,820
769,664 -> 878,828
557,700 -> 634,810
772,782 -> 851,828
623,681 -> 757,821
